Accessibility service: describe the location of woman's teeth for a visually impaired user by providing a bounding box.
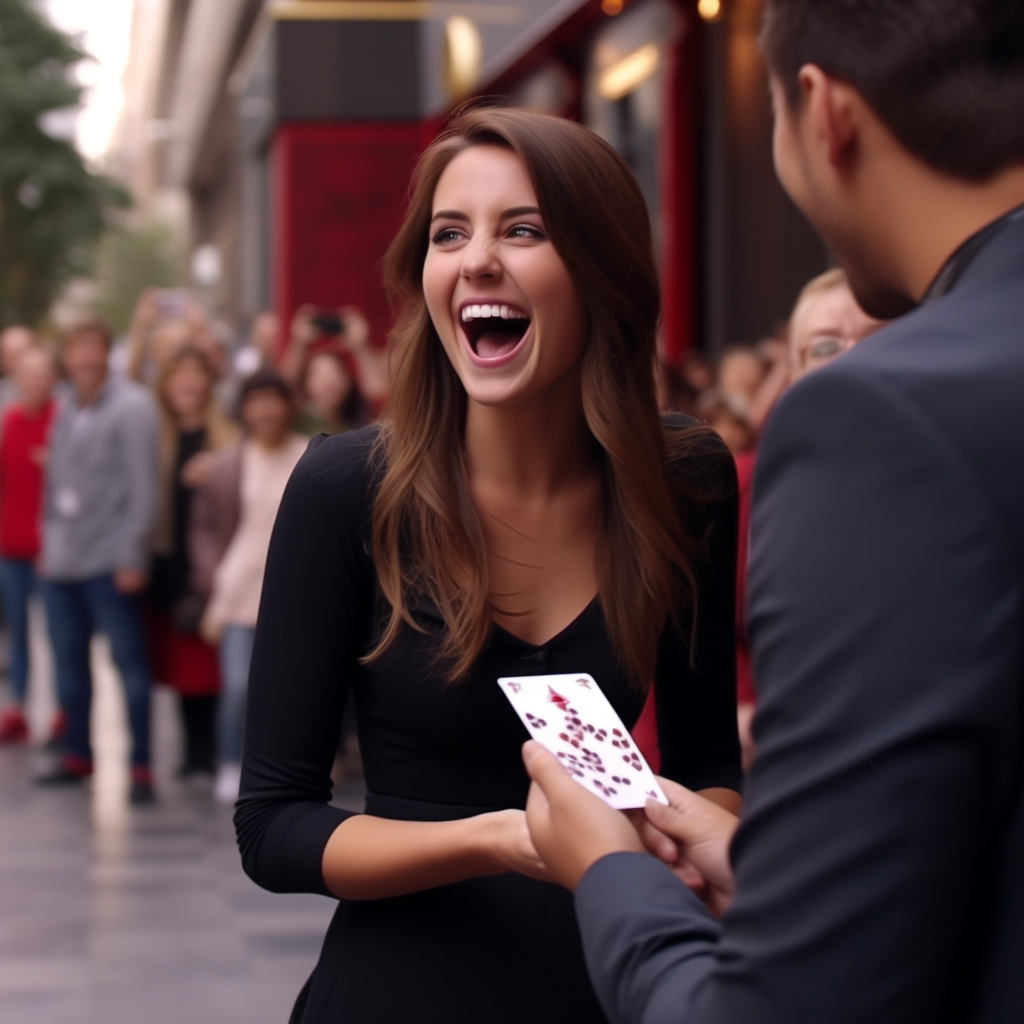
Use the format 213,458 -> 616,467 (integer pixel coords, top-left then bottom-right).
459,302 -> 531,361
460,304 -> 529,322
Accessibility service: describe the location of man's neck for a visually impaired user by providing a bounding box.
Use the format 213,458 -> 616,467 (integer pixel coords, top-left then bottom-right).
876,163 -> 1024,304
75,377 -> 108,407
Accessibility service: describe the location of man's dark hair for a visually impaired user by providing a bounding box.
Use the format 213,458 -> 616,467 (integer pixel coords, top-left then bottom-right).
762,0 -> 1024,181
63,315 -> 114,350
239,368 -> 293,409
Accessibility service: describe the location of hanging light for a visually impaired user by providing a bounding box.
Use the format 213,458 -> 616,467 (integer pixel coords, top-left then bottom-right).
443,16 -> 483,101
698,0 -> 724,22
598,44 -> 660,101
601,0 -> 624,14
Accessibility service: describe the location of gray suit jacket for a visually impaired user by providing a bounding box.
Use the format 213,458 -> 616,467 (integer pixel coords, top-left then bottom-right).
575,213 -> 1024,1024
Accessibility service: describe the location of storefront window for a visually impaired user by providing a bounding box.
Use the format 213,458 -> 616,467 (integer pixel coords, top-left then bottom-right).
584,0 -> 683,265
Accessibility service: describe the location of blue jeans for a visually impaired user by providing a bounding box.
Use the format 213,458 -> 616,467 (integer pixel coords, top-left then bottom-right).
42,576 -> 152,768
218,625 -> 255,764
0,557 -> 36,704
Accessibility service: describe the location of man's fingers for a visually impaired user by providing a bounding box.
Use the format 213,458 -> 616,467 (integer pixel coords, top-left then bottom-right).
522,741 -> 576,797
525,777 -> 549,823
629,810 -> 680,864
653,776 -> 705,811
644,798 -> 704,845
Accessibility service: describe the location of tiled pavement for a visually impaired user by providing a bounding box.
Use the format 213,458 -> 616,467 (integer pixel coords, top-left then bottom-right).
0,614 -> 363,1024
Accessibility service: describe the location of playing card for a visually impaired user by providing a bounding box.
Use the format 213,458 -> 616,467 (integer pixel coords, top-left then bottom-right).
498,673 -> 668,810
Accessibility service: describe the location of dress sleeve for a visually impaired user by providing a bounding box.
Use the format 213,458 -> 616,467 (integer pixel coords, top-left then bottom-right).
234,429 -> 378,897
655,425 -> 743,793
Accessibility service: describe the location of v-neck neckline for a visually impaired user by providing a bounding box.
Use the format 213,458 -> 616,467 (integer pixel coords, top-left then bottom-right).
490,595 -> 600,651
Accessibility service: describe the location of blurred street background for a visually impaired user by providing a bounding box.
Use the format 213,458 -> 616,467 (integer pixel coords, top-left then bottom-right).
1,1 -> 846,1021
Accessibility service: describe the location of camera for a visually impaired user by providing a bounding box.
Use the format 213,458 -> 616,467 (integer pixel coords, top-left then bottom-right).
310,311 -> 344,336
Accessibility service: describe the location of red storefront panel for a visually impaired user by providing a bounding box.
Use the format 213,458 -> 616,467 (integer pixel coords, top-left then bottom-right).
272,121 -> 424,353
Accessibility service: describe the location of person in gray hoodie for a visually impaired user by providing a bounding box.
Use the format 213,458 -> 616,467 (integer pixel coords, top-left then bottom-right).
36,317 -> 160,805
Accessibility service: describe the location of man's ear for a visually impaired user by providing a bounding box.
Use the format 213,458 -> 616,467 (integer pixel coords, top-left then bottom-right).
798,64 -> 860,169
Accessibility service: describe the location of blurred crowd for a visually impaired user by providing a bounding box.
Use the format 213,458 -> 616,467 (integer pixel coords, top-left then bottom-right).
0,267 -> 882,804
0,292 -> 387,804
657,268 -> 886,764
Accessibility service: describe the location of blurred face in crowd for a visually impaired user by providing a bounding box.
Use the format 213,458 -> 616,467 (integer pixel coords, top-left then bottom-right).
1,326 -> 35,376
718,349 -> 766,407
770,75 -> 912,321
305,352 -> 353,420
242,389 -> 293,447
681,353 -> 714,395
14,347 -> 56,410
165,356 -> 212,423
423,145 -> 587,409
63,331 -> 110,402
789,283 -> 885,381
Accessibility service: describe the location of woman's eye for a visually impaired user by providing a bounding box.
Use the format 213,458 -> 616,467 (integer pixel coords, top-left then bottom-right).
431,228 -> 464,245
508,224 -> 545,240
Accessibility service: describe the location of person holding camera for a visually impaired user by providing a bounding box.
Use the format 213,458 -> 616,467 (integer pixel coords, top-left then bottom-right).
282,305 -> 390,431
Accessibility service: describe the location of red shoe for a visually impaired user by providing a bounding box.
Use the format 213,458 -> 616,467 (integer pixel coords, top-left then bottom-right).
35,755 -> 93,786
0,708 -> 29,744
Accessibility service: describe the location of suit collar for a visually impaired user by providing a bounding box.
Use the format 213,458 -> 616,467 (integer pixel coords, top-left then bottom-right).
924,202 -> 1024,303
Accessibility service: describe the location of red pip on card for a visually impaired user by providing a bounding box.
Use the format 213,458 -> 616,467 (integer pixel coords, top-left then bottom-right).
499,673 -> 668,810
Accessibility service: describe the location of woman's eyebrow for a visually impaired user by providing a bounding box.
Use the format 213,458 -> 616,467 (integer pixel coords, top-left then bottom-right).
431,210 -> 468,223
429,205 -> 542,223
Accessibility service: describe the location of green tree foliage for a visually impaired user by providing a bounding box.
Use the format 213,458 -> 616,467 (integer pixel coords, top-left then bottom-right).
0,0 -> 129,326
93,222 -> 185,334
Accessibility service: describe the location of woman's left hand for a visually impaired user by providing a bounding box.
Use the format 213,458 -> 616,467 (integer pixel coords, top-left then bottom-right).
180,451 -> 217,489
479,808 -> 553,883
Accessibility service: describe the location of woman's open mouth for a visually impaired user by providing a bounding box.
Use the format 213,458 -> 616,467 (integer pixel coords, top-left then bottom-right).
460,303 -> 532,366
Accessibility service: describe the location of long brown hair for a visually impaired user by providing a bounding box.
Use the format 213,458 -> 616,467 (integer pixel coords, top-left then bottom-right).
369,107 -> 714,686
152,344 -> 238,556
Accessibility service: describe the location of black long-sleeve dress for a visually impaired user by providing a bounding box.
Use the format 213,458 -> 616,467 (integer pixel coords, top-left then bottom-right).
235,420 -> 742,1024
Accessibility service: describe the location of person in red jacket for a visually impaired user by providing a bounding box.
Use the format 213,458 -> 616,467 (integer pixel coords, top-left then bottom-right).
0,347 -> 59,743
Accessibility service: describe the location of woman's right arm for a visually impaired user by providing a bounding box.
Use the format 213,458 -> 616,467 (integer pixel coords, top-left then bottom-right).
125,289 -> 158,382
235,431 -> 546,900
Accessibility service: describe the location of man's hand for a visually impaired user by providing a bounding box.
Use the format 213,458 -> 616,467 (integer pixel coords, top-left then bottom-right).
643,777 -> 740,917
523,740 -> 645,891
113,568 -> 149,595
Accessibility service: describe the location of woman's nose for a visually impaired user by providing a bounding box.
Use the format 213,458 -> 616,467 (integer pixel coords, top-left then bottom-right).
461,236 -> 502,280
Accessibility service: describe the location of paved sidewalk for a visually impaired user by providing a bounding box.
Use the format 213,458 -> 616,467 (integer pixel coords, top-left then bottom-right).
0,616 -> 363,1024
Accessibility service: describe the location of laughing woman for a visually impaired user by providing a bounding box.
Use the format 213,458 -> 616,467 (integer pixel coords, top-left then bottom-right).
236,108 -> 742,1024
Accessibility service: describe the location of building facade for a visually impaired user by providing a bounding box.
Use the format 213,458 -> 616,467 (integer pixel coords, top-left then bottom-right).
119,0 -> 828,358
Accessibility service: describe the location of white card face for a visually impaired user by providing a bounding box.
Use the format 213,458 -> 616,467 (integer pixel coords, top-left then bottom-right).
498,673 -> 668,810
